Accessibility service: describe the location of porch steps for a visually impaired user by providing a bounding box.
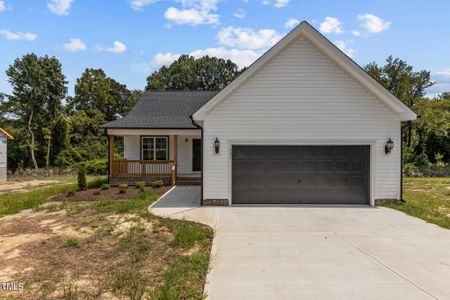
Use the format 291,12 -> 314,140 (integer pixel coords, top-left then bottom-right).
176,177 -> 201,186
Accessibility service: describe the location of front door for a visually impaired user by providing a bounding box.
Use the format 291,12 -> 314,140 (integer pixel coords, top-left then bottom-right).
192,139 -> 202,172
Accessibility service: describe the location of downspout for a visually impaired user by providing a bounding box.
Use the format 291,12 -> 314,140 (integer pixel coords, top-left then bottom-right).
400,116 -> 419,201
191,116 -> 204,205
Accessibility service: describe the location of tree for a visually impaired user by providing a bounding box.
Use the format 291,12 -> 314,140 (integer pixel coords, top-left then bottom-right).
146,55 -> 243,91
68,68 -> 140,121
364,56 -> 434,147
5,53 -> 67,170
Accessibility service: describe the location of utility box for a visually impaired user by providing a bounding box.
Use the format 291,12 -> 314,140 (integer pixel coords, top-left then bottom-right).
0,128 -> 13,184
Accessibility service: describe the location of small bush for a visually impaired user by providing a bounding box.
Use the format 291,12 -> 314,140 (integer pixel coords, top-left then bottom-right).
151,179 -> 164,188
100,183 -> 110,191
67,190 -> 76,197
72,159 -> 108,175
119,183 -> 128,194
135,181 -> 145,191
77,166 -> 87,191
65,237 -> 80,248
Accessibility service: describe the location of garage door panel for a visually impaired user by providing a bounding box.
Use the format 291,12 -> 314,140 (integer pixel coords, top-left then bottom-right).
268,160 -> 299,173
232,145 -> 370,205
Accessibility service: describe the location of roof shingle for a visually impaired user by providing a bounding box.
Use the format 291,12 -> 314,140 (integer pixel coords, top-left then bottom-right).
101,91 -> 217,129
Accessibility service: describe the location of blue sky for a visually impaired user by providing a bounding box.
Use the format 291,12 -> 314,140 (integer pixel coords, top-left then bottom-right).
0,0 -> 449,97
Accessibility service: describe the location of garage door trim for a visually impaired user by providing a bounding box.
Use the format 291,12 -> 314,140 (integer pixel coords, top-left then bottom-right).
228,141 -> 375,206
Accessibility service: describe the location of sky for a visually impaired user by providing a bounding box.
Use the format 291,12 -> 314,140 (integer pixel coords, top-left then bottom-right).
0,0 -> 449,97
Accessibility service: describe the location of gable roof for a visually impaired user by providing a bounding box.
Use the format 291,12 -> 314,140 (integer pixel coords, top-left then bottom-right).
0,128 -> 13,140
193,21 -> 417,122
101,91 -> 218,129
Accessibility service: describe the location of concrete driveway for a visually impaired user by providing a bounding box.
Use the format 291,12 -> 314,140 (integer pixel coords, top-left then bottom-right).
150,187 -> 450,300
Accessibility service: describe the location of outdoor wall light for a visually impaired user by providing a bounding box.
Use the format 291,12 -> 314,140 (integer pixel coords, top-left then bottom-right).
385,138 -> 394,154
214,138 -> 220,154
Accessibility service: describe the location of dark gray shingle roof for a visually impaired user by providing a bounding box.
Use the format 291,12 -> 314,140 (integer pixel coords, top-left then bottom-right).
101,91 -> 218,129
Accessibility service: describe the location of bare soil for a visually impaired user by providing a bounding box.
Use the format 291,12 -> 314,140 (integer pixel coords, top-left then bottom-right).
0,180 -> 61,194
0,186 -> 211,299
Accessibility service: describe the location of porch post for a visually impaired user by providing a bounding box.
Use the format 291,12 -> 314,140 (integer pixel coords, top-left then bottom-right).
173,135 -> 178,185
108,135 -> 115,177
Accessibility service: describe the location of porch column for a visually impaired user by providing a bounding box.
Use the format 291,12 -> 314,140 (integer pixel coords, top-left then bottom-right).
108,135 -> 115,177
173,135 -> 178,185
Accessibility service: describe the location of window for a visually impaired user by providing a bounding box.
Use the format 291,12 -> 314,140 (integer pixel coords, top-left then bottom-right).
142,137 -> 168,160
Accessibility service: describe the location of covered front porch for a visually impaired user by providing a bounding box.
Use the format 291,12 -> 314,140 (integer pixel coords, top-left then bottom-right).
107,129 -> 202,186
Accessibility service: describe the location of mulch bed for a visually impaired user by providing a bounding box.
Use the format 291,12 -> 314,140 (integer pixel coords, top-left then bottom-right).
52,186 -> 171,202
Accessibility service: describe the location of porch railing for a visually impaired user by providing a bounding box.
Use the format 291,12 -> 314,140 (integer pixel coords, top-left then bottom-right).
111,160 -> 176,184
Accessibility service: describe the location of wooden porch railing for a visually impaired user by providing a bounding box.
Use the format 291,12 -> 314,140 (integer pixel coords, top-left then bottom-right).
111,160 -> 176,185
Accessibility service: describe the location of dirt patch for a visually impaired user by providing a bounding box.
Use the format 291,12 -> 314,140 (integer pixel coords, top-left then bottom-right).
52,186 -> 171,202
0,180 -> 61,194
0,187 -> 212,299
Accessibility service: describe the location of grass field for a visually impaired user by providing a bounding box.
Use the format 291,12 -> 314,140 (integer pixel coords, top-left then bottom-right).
386,177 -> 450,229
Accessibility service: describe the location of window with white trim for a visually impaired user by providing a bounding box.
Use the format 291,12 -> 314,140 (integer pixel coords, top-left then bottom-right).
141,137 -> 168,160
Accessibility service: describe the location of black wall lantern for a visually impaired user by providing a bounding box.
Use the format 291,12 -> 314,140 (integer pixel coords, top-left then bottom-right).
385,137 -> 394,154
214,137 -> 220,154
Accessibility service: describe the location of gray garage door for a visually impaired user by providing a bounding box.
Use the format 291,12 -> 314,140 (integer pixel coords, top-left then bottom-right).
232,145 -> 370,205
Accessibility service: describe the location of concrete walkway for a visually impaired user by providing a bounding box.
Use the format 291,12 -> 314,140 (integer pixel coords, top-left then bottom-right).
149,188 -> 450,300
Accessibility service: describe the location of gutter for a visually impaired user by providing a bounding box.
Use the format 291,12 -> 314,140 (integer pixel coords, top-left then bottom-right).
190,116 -> 204,206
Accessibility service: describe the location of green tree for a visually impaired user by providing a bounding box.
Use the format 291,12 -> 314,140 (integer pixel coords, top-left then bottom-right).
364,56 -> 433,148
68,68 -> 140,121
146,55 -> 243,91
5,53 -> 67,170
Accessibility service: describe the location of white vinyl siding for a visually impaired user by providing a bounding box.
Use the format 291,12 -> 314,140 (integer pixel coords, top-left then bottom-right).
202,35 -> 401,203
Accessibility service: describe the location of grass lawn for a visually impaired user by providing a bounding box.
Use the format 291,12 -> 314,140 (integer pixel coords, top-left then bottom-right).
386,177 -> 450,229
0,185 -> 213,299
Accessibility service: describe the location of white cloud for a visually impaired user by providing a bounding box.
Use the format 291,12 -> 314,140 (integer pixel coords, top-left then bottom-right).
96,41 -> 127,54
274,0 -> 289,8
164,0 -> 220,25
151,52 -> 181,68
320,17 -> 344,34
0,1 -> 6,12
164,7 -> 219,25
190,47 -> 260,68
130,0 -> 159,10
47,0 -> 73,16
233,8 -> 245,18
262,0 -> 289,7
63,38 -> 86,52
285,18 -> 299,29
0,29 -> 37,41
150,47 -> 261,70
436,69 -> 450,77
333,40 -> 356,58
352,30 -> 361,37
217,26 -> 282,50
357,14 -> 391,33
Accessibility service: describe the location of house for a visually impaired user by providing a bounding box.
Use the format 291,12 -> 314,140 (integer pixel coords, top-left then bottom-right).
0,128 -> 13,184
101,21 -> 416,206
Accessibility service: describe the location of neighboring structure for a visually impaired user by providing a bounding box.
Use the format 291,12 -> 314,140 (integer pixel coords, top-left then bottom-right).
0,128 -> 13,184
101,21 -> 416,206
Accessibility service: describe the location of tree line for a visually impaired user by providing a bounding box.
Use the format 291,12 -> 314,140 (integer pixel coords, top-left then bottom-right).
0,54 -> 242,173
0,53 -> 449,175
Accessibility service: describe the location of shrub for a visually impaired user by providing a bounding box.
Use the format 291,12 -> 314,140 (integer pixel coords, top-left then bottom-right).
100,183 -> 110,191
77,167 -> 87,191
119,183 -> 128,194
67,190 -> 76,197
135,181 -> 145,191
65,237 -> 80,248
151,179 -> 164,188
72,159 -> 108,175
